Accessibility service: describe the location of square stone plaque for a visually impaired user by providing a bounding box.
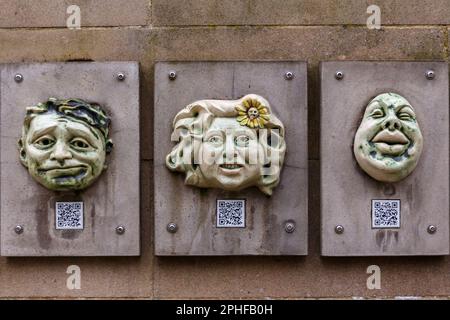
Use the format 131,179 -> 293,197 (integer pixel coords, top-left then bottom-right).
154,62 -> 308,255
321,61 -> 449,256
0,62 -> 140,256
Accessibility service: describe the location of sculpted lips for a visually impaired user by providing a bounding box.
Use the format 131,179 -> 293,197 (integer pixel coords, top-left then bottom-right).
372,130 -> 409,144
39,165 -> 87,179
372,130 -> 409,156
219,163 -> 243,175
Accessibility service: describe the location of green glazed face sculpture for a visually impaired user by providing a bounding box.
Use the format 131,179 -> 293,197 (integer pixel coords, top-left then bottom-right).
353,93 -> 423,182
166,94 -> 286,195
19,98 -> 113,191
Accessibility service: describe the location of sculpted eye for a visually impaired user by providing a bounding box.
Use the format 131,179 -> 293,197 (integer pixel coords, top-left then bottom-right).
207,135 -> 223,145
398,113 -> 413,121
397,109 -> 415,121
33,136 -> 55,149
70,138 -> 91,150
370,108 -> 384,118
235,135 -> 250,147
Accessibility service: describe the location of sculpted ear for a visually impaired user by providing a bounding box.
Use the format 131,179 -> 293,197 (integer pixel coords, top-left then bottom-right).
105,139 -> 113,154
18,138 -> 28,168
257,128 -> 287,196
166,143 -> 185,171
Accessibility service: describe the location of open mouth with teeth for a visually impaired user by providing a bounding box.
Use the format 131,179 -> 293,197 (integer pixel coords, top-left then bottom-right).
219,164 -> 243,170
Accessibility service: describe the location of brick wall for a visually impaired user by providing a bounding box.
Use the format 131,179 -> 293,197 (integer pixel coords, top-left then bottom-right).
0,0 -> 448,299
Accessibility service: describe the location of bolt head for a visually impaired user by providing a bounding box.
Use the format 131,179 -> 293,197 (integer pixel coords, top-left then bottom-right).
335,225 -> 344,234
167,222 -> 178,233
426,70 -> 435,80
115,225 -> 126,235
117,73 -> 126,81
14,225 -> 23,234
284,221 -> 296,233
14,74 -> 23,83
168,71 -> 177,80
427,225 -> 437,234
335,71 -> 344,80
284,71 -> 294,80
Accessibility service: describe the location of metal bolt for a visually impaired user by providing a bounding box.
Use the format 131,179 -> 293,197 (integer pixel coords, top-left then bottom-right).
284,221 -> 296,233
117,73 -> 126,81
335,225 -> 344,234
167,222 -> 178,233
115,225 -> 125,235
335,71 -> 344,80
426,70 -> 435,80
14,225 -> 24,234
427,225 -> 437,234
14,74 -> 23,83
168,70 -> 177,80
284,71 -> 294,80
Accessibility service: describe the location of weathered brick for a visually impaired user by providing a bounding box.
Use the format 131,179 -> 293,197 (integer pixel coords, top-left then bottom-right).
0,0 -> 149,28
152,0 -> 450,26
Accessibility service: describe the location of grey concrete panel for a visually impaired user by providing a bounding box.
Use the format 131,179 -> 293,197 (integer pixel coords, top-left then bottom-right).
154,62 -> 308,255
321,61 -> 449,256
0,62 -> 140,256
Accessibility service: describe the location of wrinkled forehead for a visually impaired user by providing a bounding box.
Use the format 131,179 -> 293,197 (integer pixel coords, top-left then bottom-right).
27,113 -> 100,138
365,93 -> 412,113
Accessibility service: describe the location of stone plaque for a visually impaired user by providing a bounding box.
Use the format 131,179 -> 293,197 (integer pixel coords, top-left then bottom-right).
0,62 -> 140,256
321,61 -> 449,256
154,62 -> 308,255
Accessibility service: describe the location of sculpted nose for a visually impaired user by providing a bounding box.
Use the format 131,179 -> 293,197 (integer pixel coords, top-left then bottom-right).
50,142 -> 72,163
382,116 -> 402,131
224,135 -> 237,162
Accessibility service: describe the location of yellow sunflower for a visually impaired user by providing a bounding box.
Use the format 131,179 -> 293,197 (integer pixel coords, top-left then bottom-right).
235,98 -> 270,128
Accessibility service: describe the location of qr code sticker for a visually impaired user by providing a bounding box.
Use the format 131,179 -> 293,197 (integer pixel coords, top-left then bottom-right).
56,201 -> 84,230
372,200 -> 400,228
216,199 -> 246,228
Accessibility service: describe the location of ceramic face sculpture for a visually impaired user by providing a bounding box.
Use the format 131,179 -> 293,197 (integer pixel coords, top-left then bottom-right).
166,94 -> 286,195
353,93 -> 423,182
19,98 -> 113,191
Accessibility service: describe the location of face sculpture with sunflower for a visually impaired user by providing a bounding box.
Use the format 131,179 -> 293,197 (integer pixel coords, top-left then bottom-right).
166,94 -> 286,195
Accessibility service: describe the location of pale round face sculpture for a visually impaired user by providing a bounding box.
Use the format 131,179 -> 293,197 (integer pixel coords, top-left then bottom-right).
19,99 -> 112,191
353,93 -> 423,182
199,117 -> 263,191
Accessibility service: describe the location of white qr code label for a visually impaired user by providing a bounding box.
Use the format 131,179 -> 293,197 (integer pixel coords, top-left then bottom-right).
55,202 -> 84,230
216,199 -> 246,228
372,200 -> 400,229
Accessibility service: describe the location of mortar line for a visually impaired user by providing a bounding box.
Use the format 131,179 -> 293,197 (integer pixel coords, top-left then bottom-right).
444,27 -> 449,60
151,24 -> 450,29
1,25 -> 450,32
3,294 -> 450,299
148,0 -> 153,28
